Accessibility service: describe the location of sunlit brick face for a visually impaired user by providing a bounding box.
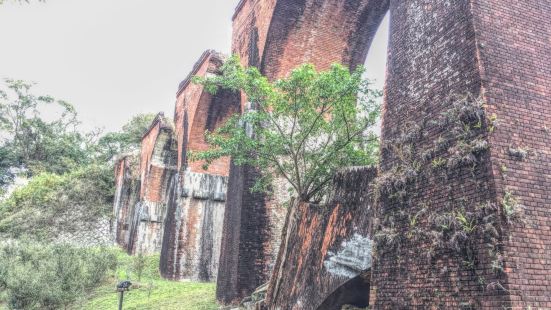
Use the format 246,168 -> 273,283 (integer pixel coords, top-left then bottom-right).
174,52 -> 241,176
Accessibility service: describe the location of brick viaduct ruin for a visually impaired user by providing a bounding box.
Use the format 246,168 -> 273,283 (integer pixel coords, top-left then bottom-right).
113,0 -> 550,308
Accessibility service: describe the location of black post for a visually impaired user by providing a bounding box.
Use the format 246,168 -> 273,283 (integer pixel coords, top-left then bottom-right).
118,291 -> 124,310
117,280 -> 131,310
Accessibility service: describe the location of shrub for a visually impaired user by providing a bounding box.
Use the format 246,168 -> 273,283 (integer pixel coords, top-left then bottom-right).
0,241 -> 117,310
0,164 -> 113,240
133,253 -> 146,281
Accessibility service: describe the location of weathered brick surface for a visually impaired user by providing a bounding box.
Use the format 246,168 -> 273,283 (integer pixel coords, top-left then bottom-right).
174,50 -> 241,176
127,114 -> 177,254
218,0 -> 389,305
221,0 -> 551,308
232,0 -> 277,69
471,0 -> 551,307
217,162 -> 276,305
372,2 -> 498,307
159,51 -> 240,282
264,167 -> 377,310
111,0 -> 549,306
113,154 -> 141,250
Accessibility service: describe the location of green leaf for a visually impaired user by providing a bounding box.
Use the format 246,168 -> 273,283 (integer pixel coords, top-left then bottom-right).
192,57 -> 381,203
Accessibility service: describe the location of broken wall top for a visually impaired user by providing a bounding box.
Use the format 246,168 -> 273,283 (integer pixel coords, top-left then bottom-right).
139,112 -> 177,201
264,166 -> 377,309
174,50 -> 240,176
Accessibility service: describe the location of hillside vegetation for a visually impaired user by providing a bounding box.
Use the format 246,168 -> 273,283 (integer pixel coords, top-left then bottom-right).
0,245 -> 217,310
0,79 -> 216,309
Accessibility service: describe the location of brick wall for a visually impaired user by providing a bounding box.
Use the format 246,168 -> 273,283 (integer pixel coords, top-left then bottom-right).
371,1 -> 497,307
264,167 -> 377,310
159,51 -> 241,282
174,52 -> 214,172
127,114 -> 177,255
216,162 -> 272,305
232,0 -> 277,68
471,0 -> 551,307
222,0 -> 551,308
259,0 -> 389,80
217,0 -> 389,305
174,50 -> 240,176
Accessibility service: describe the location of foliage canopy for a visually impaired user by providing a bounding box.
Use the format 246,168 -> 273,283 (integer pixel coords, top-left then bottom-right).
193,57 -> 381,203
0,79 -> 92,184
94,113 -> 157,162
0,78 -> 155,241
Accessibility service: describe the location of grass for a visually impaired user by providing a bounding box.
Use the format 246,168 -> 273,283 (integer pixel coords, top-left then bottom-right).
78,249 -> 218,310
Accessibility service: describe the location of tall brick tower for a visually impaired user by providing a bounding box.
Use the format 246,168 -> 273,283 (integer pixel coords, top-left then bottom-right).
219,0 -> 550,308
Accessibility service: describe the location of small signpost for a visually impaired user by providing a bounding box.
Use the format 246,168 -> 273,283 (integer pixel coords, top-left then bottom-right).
116,280 -> 132,310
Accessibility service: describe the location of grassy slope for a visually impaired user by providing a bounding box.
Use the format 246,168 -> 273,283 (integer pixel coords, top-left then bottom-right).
79,250 -> 218,310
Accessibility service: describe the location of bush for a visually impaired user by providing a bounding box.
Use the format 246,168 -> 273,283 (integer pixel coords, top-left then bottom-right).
112,250 -> 161,282
133,253 -> 146,281
0,241 -> 117,310
0,164 -> 113,240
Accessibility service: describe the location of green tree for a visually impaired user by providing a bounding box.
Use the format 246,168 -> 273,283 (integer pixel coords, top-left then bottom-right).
0,79 -> 156,243
95,113 -> 156,162
0,79 -> 91,184
193,57 -> 381,203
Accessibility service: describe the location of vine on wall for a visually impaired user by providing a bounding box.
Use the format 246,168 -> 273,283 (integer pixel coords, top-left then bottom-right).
371,94 -> 524,304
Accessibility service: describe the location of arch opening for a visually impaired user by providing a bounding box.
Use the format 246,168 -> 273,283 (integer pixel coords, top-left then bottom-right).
317,270 -> 371,310
362,12 -> 390,137
363,12 -> 389,93
187,88 -> 241,176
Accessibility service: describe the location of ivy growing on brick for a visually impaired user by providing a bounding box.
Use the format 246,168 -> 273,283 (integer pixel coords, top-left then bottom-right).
372,94 -> 524,299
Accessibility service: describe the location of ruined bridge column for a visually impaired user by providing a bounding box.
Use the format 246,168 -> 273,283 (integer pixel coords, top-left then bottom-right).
128,113 -> 177,255
220,0 -> 551,308
217,0 -> 390,305
160,51 -> 241,282
374,1 -> 550,308
113,153 -> 140,250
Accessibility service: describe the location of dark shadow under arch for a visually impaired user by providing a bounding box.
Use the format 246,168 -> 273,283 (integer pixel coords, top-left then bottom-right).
317,270 -> 371,310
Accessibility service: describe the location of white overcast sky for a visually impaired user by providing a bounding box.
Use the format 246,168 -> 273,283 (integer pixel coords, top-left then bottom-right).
0,0 -> 389,132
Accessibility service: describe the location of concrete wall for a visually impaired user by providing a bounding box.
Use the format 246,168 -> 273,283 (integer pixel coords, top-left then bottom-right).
160,169 -> 227,281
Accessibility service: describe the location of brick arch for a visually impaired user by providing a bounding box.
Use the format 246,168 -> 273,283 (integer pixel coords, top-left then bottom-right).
127,113 -> 177,254
218,0 -> 390,305
226,0 -> 551,308
173,50 -> 242,176
259,0 -> 389,80
187,88 -> 241,176
139,114 -> 177,202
